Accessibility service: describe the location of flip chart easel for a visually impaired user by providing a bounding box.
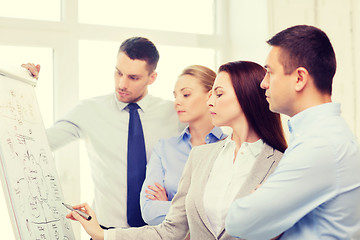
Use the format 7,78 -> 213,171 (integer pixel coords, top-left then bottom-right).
0,67 -> 75,240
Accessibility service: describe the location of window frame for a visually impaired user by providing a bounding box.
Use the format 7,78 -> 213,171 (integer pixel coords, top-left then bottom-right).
0,0 -> 227,238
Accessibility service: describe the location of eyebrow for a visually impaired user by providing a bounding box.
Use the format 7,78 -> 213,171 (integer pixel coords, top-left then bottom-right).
214,86 -> 223,91
115,67 -> 141,78
173,87 -> 192,95
180,87 -> 192,91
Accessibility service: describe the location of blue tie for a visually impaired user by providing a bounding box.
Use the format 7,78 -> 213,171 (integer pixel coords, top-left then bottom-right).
127,103 -> 147,227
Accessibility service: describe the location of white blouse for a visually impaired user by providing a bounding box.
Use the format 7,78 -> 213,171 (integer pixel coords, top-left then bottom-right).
203,135 -> 264,236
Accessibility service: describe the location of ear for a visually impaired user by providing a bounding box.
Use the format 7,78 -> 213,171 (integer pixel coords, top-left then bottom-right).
207,90 -> 213,100
294,67 -> 309,92
148,71 -> 157,85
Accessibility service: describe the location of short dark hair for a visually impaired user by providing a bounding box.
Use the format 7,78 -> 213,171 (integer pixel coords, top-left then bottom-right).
267,25 -> 336,95
219,61 -> 287,153
119,37 -> 160,73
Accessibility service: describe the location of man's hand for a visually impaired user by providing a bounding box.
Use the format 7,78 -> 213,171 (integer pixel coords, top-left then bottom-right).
21,63 -> 40,80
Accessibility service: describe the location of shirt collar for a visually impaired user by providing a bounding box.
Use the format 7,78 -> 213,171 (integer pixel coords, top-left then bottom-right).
223,134 -> 264,157
177,126 -> 226,144
114,93 -> 151,112
287,102 -> 341,139
177,126 -> 191,143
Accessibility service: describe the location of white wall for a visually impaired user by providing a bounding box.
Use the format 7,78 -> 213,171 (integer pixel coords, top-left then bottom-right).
228,0 -> 360,140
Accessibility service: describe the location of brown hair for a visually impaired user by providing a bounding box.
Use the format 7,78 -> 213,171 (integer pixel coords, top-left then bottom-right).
119,37 -> 160,73
219,61 -> 287,152
179,65 -> 216,92
267,25 -> 336,95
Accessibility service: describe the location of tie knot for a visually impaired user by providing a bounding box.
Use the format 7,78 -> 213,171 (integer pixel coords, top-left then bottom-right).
127,103 -> 140,111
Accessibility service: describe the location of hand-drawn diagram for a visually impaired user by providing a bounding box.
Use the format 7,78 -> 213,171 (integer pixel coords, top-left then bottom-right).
0,74 -> 75,240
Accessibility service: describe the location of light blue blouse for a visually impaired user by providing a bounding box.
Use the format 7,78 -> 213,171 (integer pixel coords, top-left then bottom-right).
140,126 -> 226,225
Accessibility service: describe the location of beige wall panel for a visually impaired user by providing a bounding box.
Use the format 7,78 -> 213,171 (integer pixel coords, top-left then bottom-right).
268,0 -> 316,35
228,0 -> 270,64
317,0 -> 355,132
353,0 -> 360,140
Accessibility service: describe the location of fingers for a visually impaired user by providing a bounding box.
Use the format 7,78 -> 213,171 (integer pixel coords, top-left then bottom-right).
21,63 -> 40,79
146,183 -> 168,201
66,212 -> 76,221
71,210 -> 86,224
66,204 -> 104,240
72,202 -> 95,217
145,194 -> 156,200
145,188 -> 157,195
154,182 -> 165,191
147,184 -> 161,192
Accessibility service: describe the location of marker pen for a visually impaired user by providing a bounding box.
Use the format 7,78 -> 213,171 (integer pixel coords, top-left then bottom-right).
62,203 -> 92,220
62,203 -> 114,230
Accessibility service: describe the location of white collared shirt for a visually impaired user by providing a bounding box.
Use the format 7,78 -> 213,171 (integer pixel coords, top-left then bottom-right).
203,135 -> 264,236
47,93 -> 181,228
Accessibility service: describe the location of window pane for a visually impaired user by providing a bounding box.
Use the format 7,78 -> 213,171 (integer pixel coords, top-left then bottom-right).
79,40 -> 118,100
79,0 -> 214,34
79,40 -> 216,100
0,45 -> 53,240
0,0 -> 61,21
153,45 -> 216,100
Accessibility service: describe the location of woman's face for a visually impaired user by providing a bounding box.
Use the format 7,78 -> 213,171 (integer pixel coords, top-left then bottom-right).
173,74 -> 210,123
207,71 -> 243,127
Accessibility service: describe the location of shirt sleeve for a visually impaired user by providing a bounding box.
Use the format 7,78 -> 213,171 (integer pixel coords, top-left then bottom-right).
46,120 -> 82,151
104,229 -> 116,240
46,103 -> 85,151
140,140 -> 172,225
225,139 -> 337,239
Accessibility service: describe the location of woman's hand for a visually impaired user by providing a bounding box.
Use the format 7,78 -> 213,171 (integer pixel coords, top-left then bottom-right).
66,202 -> 104,240
145,182 -> 168,201
21,63 -> 40,80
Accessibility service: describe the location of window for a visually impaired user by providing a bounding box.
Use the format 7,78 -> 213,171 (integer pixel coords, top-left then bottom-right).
0,1 -> 220,239
79,0 -> 215,34
0,0 -> 61,21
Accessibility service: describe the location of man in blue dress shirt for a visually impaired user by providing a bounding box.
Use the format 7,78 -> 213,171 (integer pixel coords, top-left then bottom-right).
225,25 -> 360,239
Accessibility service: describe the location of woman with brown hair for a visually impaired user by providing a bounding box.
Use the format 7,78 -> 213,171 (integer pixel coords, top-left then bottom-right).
67,61 -> 287,240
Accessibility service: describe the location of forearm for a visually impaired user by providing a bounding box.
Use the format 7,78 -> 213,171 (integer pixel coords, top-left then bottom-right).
141,200 -> 171,225
225,148 -> 336,239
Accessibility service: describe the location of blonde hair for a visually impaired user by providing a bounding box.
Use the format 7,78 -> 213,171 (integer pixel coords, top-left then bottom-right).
179,65 -> 216,92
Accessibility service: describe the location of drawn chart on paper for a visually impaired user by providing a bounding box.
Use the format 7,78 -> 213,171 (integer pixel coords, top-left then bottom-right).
0,70 -> 75,240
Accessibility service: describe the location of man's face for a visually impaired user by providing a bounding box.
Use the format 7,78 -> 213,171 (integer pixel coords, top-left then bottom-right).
261,46 -> 295,116
114,52 -> 156,103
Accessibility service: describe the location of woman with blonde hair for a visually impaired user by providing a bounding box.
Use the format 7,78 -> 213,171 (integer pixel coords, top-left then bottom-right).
140,65 -> 226,225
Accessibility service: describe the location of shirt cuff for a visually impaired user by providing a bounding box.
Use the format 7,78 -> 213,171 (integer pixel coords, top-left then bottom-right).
104,229 -> 117,240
